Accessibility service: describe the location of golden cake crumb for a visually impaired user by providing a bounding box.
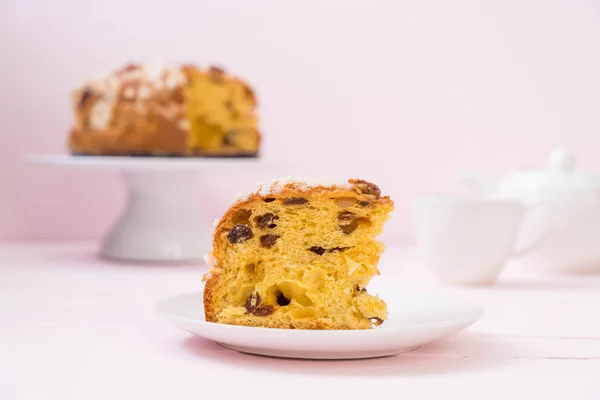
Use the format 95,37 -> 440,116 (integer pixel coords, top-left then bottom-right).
203,177 -> 394,330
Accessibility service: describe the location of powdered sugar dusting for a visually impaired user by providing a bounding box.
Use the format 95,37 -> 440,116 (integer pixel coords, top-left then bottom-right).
263,175 -> 352,195
211,218 -> 221,235
89,99 -> 113,130
78,63 -> 186,99
235,190 -> 252,202
231,176 -> 352,206
201,271 -> 213,282
178,119 -> 191,131
203,251 -> 216,268
138,86 -> 151,99
74,63 -> 188,131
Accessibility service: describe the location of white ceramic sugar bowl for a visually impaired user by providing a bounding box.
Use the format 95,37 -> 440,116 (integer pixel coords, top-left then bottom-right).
458,148 -> 600,272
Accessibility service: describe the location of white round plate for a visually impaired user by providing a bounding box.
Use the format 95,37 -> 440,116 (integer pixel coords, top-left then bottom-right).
155,290 -> 484,360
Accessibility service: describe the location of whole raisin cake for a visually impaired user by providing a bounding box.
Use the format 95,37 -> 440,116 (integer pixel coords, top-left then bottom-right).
202,177 -> 394,330
69,63 -> 260,157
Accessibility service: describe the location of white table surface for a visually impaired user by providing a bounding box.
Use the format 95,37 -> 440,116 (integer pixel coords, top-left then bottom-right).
1,241 -> 599,400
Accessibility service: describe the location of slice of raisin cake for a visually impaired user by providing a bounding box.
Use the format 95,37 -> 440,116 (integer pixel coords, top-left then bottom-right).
202,177 -> 394,330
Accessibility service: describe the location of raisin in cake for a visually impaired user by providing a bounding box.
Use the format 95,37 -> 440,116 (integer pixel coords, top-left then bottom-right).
203,177 -> 394,330
69,63 -> 260,157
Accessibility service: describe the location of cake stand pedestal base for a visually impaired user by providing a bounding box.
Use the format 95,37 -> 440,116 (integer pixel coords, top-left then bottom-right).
25,155 -> 270,263
100,171 -> 210,262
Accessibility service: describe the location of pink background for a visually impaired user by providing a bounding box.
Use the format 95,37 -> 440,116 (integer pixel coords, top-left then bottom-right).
1,0 -> 600,243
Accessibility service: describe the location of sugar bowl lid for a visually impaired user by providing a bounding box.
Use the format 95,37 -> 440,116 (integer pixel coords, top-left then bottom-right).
496,148 -> 600,205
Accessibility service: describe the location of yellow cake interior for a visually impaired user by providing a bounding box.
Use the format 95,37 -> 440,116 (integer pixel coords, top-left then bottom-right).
184,67 -> 260,154
205,186 -> 394,330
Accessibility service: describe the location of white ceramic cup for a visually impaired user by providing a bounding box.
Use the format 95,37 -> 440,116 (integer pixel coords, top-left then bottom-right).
412,194 -> 549,285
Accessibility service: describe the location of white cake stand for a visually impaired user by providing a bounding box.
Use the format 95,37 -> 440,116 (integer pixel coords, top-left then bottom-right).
25,154 -> 273,262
